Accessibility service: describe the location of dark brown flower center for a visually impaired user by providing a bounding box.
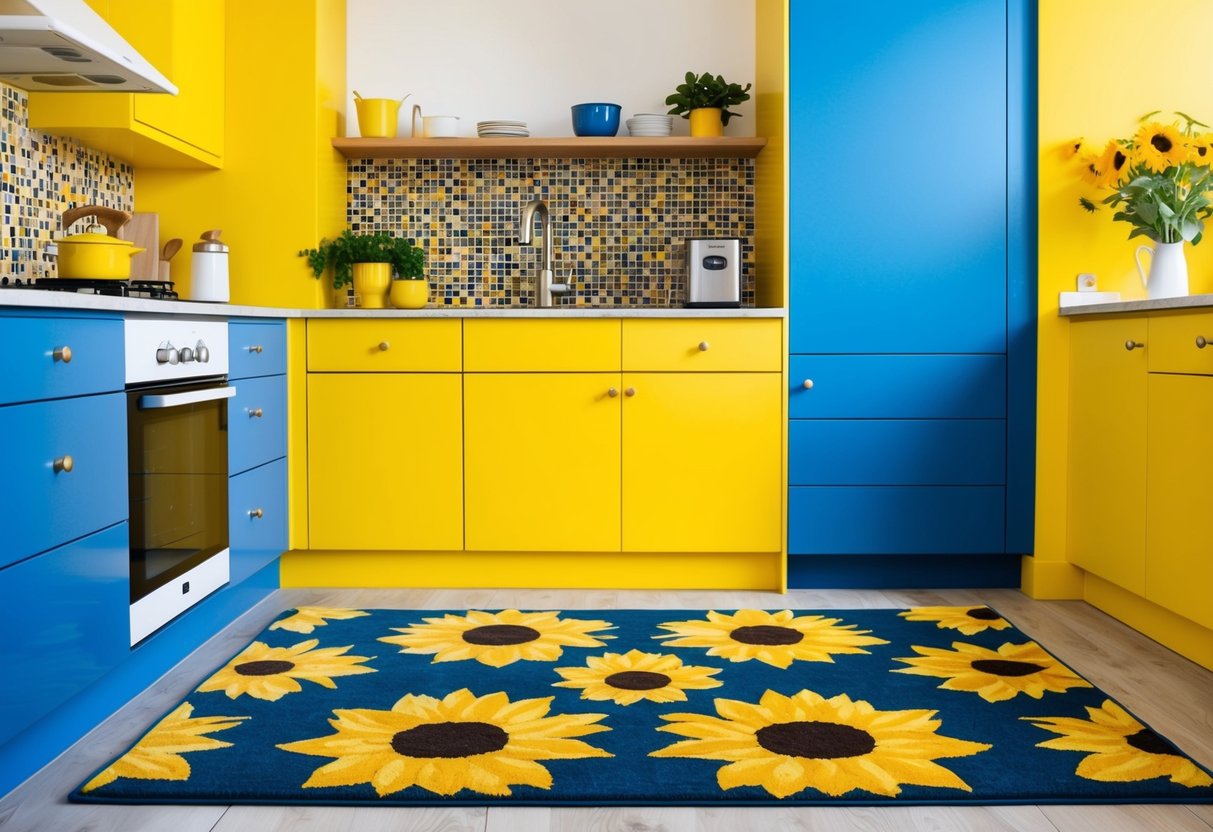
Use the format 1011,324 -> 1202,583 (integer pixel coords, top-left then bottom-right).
1126,728 -> 1173,756
1151,134 -> 1173,153
756,721 -> 876,759
965,607 -> 1001,621
1114,150 -> 1128,170
391,721 -> 509,758
970,659 -> 1046,677
1199,146 -> 1209,158
234,660 -> 295,676
604,670 -> 671,690
462,624 -> 541,645
730,625 -> 804,645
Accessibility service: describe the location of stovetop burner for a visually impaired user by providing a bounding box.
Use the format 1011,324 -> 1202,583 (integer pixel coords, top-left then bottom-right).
0,277 -> 179,300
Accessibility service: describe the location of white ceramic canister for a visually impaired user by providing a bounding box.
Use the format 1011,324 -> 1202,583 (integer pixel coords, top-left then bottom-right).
190,229 -> 229,302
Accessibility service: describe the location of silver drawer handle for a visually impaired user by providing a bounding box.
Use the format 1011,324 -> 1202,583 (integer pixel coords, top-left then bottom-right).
698,341 -> 710,351
53,455 -> 74,474
140,386 -> 236,410
53,345 -> 73,363
249,407 -> 264,418
1125,340 -> 1145,351
248,345 -> 263,354
802,379 -> 814,389
249,508 -> 264,519
608,387 -> 618,397
1197,336 -> 1210,349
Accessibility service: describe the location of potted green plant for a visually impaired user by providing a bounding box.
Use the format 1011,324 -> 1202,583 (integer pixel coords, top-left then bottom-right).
665,71 -> 752,137
300,230 -> 425,308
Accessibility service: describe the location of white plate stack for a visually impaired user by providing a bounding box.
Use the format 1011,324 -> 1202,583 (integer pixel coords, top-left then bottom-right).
478,120 -> 529,137
626,113 -> 673,137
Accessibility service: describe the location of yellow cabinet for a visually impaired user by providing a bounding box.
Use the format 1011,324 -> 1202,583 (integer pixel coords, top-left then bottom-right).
30,0 -> 224,168
1067,317 -> 1147,593
1145,374 -> 1213,629
464,373 -> 621,551
622,372 -> 782,552
307,373 -> 463,550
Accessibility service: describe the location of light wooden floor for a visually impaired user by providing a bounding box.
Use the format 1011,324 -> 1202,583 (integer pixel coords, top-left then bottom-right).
1,587 -> 1210,832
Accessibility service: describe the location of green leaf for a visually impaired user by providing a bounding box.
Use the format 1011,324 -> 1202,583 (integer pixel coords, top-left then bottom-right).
1135,201 -> 1158,223
1138,110 -> 1162,122
1176,111 -> 1210,128
1182,218 -> 1203,241
1157,201 -> 1176,218
1079,196 -> 1098,213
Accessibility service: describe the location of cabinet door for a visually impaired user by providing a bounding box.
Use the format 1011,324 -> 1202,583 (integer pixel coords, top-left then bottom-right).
465,374 -> 621,551
1146,374 -> 1213,629
1068,319 -> 1147,593
308,374 -> 462,550
622,373 -> 782,553
230,458 -> 287,585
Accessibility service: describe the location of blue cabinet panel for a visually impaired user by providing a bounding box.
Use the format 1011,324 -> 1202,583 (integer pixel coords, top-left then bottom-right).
228,374 -> 287,476
0,315 -> 123,406
0,522 -> 129,746
0,392 -> 127,568
789,419 -> 1006,486
229,458 -> 287,585
228,319 -> 287,380
788,355 -> 1006,419
789,0 -> 1007,354
789,486 -> 1006,555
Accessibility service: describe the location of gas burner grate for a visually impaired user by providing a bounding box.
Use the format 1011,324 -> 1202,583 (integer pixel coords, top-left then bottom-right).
0,277 -> 179,299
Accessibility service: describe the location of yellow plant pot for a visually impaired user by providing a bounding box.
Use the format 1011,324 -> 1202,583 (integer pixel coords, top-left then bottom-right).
354,98 -> 400,138
390,278 -> 429,309
352,262 -> 391,308
689,107 -> 724,137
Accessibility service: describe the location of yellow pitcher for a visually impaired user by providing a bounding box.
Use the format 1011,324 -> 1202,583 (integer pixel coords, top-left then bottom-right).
354,92 -> 409,138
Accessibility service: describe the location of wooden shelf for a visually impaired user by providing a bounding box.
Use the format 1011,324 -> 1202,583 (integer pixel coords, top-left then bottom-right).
332,136 -> 767,160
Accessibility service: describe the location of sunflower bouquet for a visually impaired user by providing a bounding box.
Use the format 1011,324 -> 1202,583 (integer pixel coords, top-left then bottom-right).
1074,112 -> 1213,245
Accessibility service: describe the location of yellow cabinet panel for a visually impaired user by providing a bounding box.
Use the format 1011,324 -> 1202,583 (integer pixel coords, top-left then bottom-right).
1067,318 -> 1147,594
308,374 -> 463,550
464,319 -> 620,371
623,318 -> 782,371
622,372 -> 782,552
465,373 -> 621,551
1147,312 -> 1213,376
1145,374 -> 1213,629
308,319 -> 461,372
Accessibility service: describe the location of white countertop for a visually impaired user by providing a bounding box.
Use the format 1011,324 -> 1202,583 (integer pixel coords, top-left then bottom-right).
0,289 -> 785,319
1060,293 -> 1213,317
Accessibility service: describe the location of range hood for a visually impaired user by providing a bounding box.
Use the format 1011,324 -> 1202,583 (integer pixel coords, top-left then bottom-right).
0,0 -> 176,93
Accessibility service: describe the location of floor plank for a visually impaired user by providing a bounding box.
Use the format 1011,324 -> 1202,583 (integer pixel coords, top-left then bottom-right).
3,587 -> 1211,832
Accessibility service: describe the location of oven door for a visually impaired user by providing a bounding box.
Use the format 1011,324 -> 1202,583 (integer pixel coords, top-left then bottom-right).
127,380 -> 234,643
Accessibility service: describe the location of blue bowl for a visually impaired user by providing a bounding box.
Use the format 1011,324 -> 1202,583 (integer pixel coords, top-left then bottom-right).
571,102 -> 621,137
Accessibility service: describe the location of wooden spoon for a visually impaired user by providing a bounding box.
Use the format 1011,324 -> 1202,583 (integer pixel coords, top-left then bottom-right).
161,238 -> 183,261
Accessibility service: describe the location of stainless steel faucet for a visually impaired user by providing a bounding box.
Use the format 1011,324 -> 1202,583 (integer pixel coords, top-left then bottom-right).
518,198 -> 572,307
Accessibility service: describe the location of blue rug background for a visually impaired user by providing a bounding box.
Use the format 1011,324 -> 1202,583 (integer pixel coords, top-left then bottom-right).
70,607 -> 1213,806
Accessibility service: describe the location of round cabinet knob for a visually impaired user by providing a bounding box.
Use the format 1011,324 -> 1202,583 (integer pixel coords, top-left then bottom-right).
1197,336 -> 1210,349
196,342 -> 210,363
802,379 -> 814,390
156,343 -> 178,365
249,345 -> 264,354
249,407 -> 264,418
1124,340 -> 1145,351
53,345 -> 72,364
624,387 -> 636,397
608,387 -> 619,398
53,455 -> 74,474
179,346 -> 195,363
249,508 -> 264,519
378,341 -> 391,351
698,341 -> 710,352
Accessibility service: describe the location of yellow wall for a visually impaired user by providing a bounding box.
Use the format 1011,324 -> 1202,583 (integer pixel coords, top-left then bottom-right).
134,0 -> 347,309
1030,0 -> 1213,595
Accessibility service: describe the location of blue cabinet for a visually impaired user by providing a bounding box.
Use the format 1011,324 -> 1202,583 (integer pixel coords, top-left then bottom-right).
787,0 -> 1034,585
229,458 -> 287,584
229,374 -> 287,475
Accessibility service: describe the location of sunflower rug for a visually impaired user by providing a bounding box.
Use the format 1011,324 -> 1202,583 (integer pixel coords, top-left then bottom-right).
70,607 -> 1213,806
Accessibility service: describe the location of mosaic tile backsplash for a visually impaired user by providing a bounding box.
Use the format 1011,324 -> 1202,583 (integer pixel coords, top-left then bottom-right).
0,83 -> 134,280
347,157 -> 755,307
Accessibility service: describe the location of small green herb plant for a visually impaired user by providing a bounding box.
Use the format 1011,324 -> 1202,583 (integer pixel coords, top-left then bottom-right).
665,71 -> 752,126
300,230 -> 425,289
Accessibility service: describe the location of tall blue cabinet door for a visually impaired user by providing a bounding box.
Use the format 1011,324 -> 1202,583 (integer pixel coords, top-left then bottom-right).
789,0 -> 1007,355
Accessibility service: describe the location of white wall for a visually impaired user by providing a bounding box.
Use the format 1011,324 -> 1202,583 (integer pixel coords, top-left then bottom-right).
346,0 -> 756,138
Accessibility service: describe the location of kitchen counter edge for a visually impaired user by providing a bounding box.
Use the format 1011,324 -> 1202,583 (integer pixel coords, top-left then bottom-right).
1060,293 -> 1213,317
0,291 -> 785,319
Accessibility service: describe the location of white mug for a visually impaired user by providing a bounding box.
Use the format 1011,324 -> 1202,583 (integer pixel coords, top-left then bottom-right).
412,105 -> 460,138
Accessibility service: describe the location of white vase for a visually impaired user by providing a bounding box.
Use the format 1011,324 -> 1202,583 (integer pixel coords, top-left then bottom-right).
1134,241 -> 1189,300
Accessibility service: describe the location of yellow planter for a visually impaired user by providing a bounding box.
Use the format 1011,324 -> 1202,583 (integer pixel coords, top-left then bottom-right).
689,107 -> 724,137
390,279 -> 429,309
352,262 -> 391,308
354,98 -> 401,138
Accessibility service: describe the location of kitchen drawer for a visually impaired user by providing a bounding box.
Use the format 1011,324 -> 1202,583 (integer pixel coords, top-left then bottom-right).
789,419 -> 1006,485
465,319 -> 620,371
1147,312 -> 1213,375
228,319 -> 287,379
788,354 -> 1006,418
228,374 -> 287,475
0,313 -> 123,406
0,392 -> 127,568
229,458 -> 287,585
308,319 -> 461,372
622,318 -> 782,371
0,521 -> 129,746
789,485 -> 1006,555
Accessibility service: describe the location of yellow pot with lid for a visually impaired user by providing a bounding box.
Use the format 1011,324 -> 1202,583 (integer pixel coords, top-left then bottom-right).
55,205 -> 145,279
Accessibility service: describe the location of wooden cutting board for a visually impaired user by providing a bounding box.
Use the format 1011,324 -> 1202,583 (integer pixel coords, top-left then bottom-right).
118,212 -> 160,281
